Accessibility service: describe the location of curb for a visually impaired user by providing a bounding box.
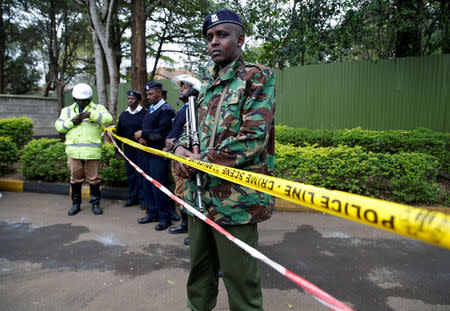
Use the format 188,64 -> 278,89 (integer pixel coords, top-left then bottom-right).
0,178 -> 314,212
2,178 -> 446,214
0,179 -> 128,200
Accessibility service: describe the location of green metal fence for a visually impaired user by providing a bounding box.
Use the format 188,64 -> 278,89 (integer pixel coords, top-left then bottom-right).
274,54 -> 449,132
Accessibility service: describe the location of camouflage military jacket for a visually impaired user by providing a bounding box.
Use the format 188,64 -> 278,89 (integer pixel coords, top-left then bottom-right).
177,56 -> 276,225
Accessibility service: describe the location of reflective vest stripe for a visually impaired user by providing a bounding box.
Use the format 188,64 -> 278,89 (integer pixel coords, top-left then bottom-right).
67,143 -> 102,148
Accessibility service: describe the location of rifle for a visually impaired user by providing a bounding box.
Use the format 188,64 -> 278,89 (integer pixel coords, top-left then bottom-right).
186,91 -> 204,213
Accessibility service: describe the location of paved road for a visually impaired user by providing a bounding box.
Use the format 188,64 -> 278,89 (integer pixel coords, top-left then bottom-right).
0,192 -> 449,311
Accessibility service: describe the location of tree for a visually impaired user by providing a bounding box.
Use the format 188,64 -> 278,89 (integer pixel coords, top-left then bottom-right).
1,0 -> 41,94
83,0 -> 120,120
130,0 -> 148,94
38,0 -> 92,108
145,0 -> 212,79
332,0 -> 448,61
245,0 -> 342,68
0,0 -> 6,93
242,0 -> 448,67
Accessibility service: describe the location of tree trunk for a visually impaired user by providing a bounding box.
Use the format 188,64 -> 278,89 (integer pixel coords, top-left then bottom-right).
0,0 -> 5,93
92,30 -> 108,109
130,0 -> 147,94
87,0 -> 119,121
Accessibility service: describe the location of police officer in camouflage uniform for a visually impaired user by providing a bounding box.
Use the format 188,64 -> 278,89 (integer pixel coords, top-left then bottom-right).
173,9 -> 276,311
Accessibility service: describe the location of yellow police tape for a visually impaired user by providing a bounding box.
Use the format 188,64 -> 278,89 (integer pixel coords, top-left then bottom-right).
106,127 -> 450,250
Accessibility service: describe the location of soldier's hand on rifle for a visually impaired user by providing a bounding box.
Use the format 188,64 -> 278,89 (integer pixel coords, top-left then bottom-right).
173,146 -> 198,179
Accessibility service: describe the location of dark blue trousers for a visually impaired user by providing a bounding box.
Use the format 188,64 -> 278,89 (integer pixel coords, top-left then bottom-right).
124,146 -> 144,205
143,154 -> 171,222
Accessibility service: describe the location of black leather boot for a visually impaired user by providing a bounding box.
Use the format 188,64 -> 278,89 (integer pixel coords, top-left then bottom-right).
138,208 -> 159,224
90,184 -> 103,215
68,183 -> 82,216
168,209 -> 188,234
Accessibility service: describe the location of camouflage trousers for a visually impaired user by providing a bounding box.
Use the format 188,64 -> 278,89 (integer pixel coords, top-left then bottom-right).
186,215 -> 264,311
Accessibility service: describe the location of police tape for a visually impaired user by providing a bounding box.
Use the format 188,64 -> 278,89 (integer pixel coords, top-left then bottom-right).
105,129 -> 354,311
105,127 -> 450,250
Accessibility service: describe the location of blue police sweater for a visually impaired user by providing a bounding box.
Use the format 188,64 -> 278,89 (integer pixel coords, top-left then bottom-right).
141,102 -> 175,151
116,108 -> 147,150
167,104 -> 188,140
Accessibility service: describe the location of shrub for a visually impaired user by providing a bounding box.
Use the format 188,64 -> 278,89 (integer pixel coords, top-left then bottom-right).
0,117 -> 33,149
19,139 -> 128,186
20,138 -> 69,182
275,125 -> 334,147
275,125 -> 449,173
274,142 -> 440,204
100,143 -> 128,186
0,136 -> 19,176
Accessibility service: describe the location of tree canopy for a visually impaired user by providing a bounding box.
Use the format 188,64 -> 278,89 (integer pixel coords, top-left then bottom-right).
1,0 -> 448,97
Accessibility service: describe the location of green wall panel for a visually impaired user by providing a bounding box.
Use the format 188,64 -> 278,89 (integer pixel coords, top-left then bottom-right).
275,54 -> 449,132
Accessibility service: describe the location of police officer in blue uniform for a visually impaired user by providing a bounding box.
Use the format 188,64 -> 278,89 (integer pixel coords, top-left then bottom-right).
116,90 -> 146,209
134,81 -> 176,231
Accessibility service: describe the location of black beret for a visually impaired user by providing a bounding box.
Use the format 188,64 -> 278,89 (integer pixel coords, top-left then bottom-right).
202,9 -> 243,37
127,90 -> 142,100
144,81 -> 163,91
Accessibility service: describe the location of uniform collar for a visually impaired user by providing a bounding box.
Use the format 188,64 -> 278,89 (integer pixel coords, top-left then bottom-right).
201,56 -> 245,88
149,98 -> 165,113
126,104 -> 143,115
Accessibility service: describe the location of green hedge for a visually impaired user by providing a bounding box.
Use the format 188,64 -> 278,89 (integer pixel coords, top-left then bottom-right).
274,143 -> 441,204
19,138 -> 127,185
20,138 -> 70,182
100,143 -> 127,186
0,136 -> 19,176
0,117 -> 33,149
275,125 -> 450,173
16,138 -> 447,205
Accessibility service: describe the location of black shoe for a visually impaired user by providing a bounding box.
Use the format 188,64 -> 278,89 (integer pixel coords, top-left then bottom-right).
140,204 -> 145,210
123,200 -> 139,208
168,224 -> 188,234
155,221 -> 172,231
92,205 -> 103,215
137,215 -> 158,224
184,237 -> 189,246
68,205 -> 80,216
171,212 -> 180,222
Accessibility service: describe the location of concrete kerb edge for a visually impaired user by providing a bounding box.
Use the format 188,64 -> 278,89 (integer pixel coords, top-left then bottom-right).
0,179 -> 128,200
0,178 -> 315,212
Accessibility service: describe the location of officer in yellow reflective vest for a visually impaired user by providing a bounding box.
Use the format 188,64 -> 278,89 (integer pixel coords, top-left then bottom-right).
55,83 -> 113,216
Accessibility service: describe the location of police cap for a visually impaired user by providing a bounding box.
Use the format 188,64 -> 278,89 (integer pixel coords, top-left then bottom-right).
202,9 -> 243,37
144,81 -> 163,91
127,90 -> 142,100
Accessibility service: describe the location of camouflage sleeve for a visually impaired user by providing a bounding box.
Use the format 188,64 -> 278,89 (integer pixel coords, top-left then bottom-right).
201,68 -> 275,168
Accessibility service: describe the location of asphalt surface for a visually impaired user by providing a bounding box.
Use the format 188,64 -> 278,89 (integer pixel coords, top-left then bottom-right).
0,191 -> 449,311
